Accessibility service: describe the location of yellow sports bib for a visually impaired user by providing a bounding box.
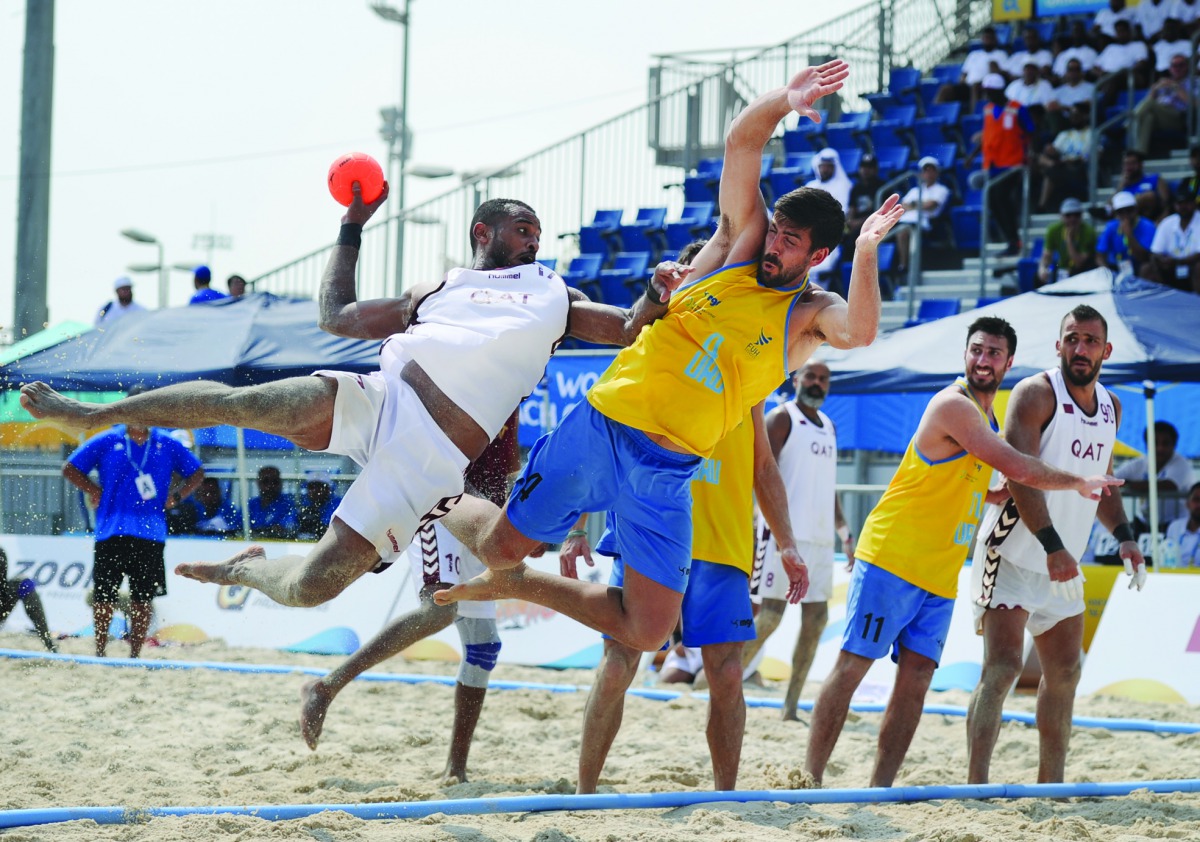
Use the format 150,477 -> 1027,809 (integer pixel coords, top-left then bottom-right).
587,262 -> 806,457
854,378 -> 996,598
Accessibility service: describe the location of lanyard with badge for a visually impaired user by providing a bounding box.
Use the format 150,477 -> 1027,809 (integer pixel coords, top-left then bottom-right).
1173,221 -> 1195,280
126,433 -> 158,501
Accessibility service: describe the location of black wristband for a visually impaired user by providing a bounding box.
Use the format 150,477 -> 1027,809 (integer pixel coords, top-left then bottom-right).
646,276 -> 669,306
337,223 -> 363,249
1113,522 -> 1136,544
1034,526 -> 1066,555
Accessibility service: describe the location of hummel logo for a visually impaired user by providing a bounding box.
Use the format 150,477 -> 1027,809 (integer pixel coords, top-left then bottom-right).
755,330 -> 773,346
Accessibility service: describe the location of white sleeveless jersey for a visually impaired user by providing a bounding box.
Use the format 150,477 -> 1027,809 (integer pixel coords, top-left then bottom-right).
380,263 -> 570,439
976,367 -> 1117,572
774,402 -> 838,545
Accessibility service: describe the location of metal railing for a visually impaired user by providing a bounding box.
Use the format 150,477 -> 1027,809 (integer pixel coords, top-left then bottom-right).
977,165 -> 1028,298
249,0 -> 992,301
1087,66 -> 1136,203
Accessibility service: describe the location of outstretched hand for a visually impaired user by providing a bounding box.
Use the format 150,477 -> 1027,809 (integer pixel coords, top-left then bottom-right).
1077,474 -> 1123,501
786,60 -> 850,123
342,180 -> 390,226
780,547 -> 810,604
857,194 -> 905,249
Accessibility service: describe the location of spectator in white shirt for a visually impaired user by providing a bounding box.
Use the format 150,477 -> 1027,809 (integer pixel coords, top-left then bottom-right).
1165,482 -> 1200,569
1092,0 -> 1137,40
1048,59 -> 1098,132
95,277 -> 147,327
1006,25 -> 1053,79
1093,20 -> 1153,87
894,157 -> 951,273
1166,0 -> 1200,27
938,25 -> 1009,110
1137,0 -> 1174,39
1052,21 -> 1100,80
1116,421 -> 1197,530
1152,18 -> 1193,71
1006,60 -> 1057,107
1146,186 -> 1200,291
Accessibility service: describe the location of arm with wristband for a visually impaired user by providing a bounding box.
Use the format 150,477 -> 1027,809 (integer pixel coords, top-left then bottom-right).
559,514 -> 594,579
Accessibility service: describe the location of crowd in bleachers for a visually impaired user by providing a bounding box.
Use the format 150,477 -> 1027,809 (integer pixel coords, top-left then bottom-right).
556,3 -> 1200,327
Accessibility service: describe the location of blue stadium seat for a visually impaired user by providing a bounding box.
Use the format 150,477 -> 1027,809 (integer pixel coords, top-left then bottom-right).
975,295 -> 1005,308
888,67 -> 922,105
931,63 -> 962,86
869,120 -> 909,153
598,252 -> 652,308
921,143 -> 959,172
538,257 -> 557,272
784,152 -> 814,171
768,167 -> 806,205
683,158 -> 724,203
992,23 -> 1013,45
881,104 -> 918,126
620,207 -> 667,257
665,201 -> 716,251
561,253 -> 603,290
578,210 -> 623,257
924,102 -> 961,126
823,124 -> 863,153
960,114 -> 983,143
782,110 -> 827,153
873,145 -> 910,178
951,206 -> 982,251
865,92 -> 898,117
904,298 -> 961,327
839,148 -> 863,174
839,112 -> 873,130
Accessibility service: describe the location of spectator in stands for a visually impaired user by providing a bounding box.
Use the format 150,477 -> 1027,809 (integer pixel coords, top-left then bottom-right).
894,157 -> 951,274
183,477 -> 242,537
1136,0 -> 1174,41
1097,190 -> 1157,275
1092,19 -> 1152,89
1047,59 -> 1097,133
189,265 -> 227,305
248,466 -> 298,539
1133,52 -> 1196,159
1006,59 -> 1056,109
938,25 -> 1009,110
1165,482 -> 1200,568
227,274 -> 247,298
1153,19 -> 1192,71
1116,420 -> 1196,532
804,148 -> 852,286
296,473 -> 340,540
973,73 -> 1034,256
1167,0 -> 1200,29
1051,22 -> 1099,82
0,546 -> 58,652
1145,186 -> 1200,291
1092,0 -> 1137,40
1005,24 -> 1053,81
1036,103 -> 1095,212
62,385 -> 204,657
1117,150 -> 1172,220
1038,198 -> 1098,286
846,153 -> 883,240
95,276 -> 147,327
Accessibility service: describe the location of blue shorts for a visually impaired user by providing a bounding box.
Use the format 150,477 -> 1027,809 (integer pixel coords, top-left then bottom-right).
607,557 -> 753,647
507,400 -> 700,593
842,560 -> 954,665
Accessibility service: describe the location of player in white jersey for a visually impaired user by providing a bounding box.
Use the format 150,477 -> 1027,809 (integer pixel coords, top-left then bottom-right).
967,304 -> 1147,785
743,360 -> 853,719
21,185 -> 691,610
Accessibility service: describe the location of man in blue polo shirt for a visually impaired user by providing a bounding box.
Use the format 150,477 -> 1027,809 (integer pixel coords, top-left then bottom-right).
188,265 -> 227,305
63,387 -> 205,657
1096,190 -> 1156,277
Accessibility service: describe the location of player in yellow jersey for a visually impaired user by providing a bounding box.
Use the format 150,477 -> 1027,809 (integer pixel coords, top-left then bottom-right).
435,59 -> 905,653
804,317 -> 1123,788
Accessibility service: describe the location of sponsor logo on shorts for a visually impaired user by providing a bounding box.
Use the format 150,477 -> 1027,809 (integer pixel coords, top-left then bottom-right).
732,617 -> 754,628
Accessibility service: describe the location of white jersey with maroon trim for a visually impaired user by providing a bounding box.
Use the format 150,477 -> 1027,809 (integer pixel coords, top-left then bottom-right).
977,367 -> 1117,573
380,263 -> 569,439
774,402 -> 838,546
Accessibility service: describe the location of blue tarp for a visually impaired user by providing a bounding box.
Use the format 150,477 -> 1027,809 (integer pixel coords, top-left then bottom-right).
0,293 -> 382,391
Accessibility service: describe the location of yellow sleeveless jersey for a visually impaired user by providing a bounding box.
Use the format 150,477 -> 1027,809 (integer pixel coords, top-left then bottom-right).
854,377 -> 996,598
587,261 -> 807,457
690,414 -> 755,573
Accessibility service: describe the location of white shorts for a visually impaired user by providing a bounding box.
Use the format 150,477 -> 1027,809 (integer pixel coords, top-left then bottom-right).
750,519 -> 834,604
661,645 -> 703,678
313,370 -> 470,565
970,551 -> 1084,637
407,522 -> 495,620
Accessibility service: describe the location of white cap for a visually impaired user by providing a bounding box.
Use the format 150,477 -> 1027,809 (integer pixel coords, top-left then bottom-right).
982,73 -> 1006,90
1111,191 -> 1137,211
917,156 -> 939,170
113,276 -> 133,291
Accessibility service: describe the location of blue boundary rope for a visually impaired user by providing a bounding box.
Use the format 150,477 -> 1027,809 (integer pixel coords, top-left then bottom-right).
4,648 -> 1198,735
3,780 -> 1200,829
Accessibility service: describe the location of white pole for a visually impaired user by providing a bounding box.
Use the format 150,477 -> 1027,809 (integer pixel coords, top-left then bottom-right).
1144,380 -> 1160,564
236,426 -> 251,540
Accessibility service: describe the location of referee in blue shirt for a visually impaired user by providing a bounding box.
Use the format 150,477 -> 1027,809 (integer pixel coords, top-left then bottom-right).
63,387 -> 205,658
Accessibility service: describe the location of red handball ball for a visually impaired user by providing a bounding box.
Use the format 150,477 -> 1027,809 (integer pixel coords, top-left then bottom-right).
327,152 -> 385,206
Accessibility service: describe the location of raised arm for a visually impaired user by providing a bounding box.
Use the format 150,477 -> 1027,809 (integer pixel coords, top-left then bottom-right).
317,181 -> 417,340
566,260 -> 691,346
688,61 -> 850,279
812,194 -> 904,349
750,401 -> 809,603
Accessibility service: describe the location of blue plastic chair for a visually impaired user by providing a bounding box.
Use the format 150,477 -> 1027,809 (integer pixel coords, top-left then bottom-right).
665,201 -> 715,251
784,152 -> 814,171
865,92 -> 898,117
924,102 -> 962,125
873,145 -> 911,178
560,253 -> 603,290
578,209 -> 623,257
931,63 -> 963,86
904,297 -> 961,327
951,206 -> 982,251
620,207 -> 667,257
839,148 -> 863,174
869,120 -> 909,153
598,252 -> 652,308
538,258 -> 557,272
768,167 -> 806,205
823,124 -> 863,152
881,104 -> 918,126
888,67 -> 923,105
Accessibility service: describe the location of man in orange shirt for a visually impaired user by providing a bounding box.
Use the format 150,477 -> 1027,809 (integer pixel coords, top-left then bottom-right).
971,73 -> 1036,257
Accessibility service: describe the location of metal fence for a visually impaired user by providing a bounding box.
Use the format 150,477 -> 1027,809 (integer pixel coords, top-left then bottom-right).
250,0 -> 992,301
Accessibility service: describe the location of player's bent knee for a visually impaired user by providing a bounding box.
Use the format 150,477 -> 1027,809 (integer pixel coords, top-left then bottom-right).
455,616 -> 500,688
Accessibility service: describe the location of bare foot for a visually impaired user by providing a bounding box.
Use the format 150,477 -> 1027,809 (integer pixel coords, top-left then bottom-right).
299,679 -> 334,750
176,545 -> 266,585
19,382 -> 101,432
432,564 -> 527,606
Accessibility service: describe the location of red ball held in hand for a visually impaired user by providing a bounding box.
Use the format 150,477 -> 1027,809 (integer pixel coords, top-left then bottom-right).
327,152 -> 384,206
